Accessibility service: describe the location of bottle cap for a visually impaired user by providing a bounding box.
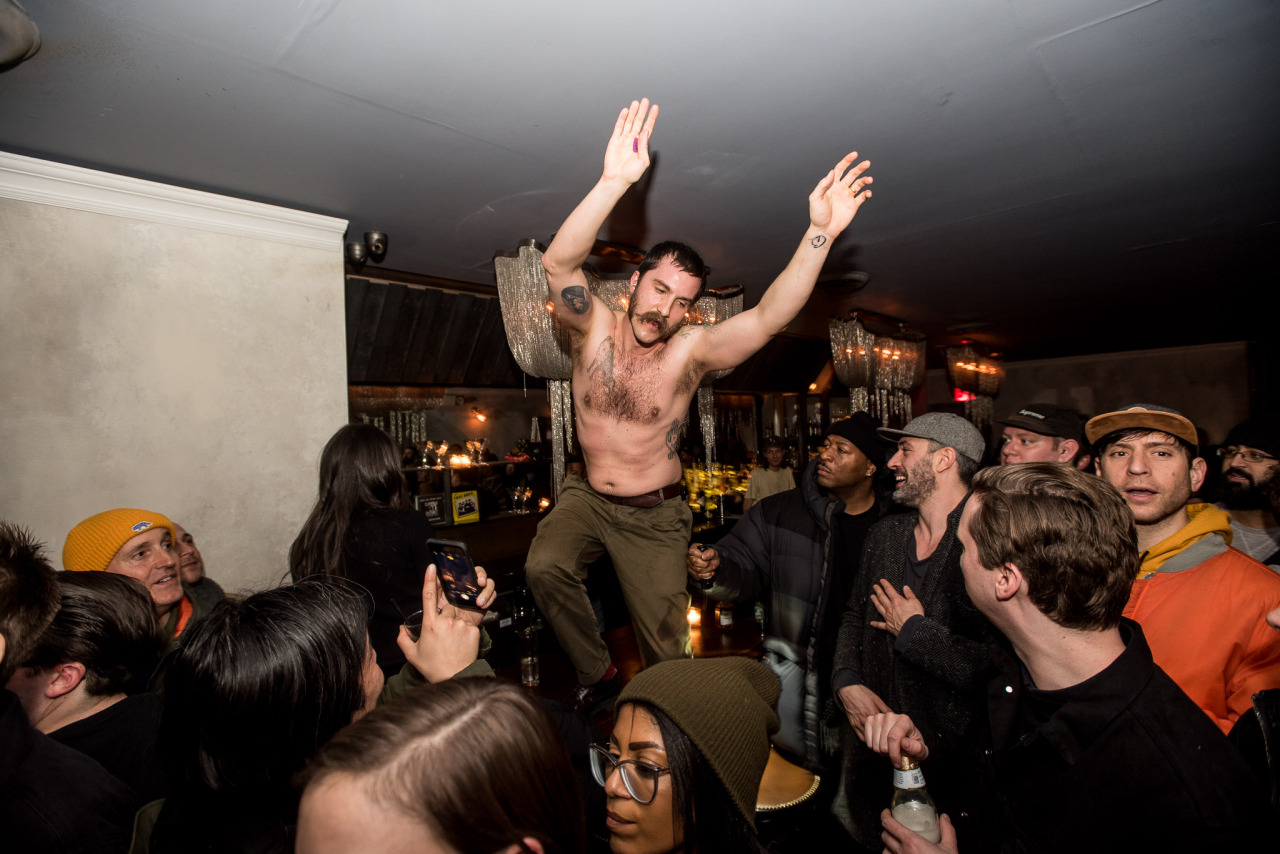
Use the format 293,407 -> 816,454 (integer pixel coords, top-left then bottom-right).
901,756 -> 918,771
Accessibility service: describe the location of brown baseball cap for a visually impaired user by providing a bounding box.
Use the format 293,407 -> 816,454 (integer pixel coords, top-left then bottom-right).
1085,404 -> 1198,448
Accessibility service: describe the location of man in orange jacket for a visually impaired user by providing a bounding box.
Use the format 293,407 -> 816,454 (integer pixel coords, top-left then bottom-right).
1089,404 -> 1280,734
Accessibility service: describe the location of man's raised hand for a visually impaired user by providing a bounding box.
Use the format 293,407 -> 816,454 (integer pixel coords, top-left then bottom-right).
602,98 -> 659,187
808,152 -> 873,244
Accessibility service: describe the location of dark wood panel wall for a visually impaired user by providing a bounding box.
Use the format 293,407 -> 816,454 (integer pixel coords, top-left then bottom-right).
346,278 -> 531,388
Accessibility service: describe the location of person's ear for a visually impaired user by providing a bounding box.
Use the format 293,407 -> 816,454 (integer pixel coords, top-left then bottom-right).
865,462 -> 876,479
46,662 -> 87,699
1058,439 -> 1079,462
996,563 -> 1023,602
935,447 -> 956,473
1190,456 -> 1208,492
0,634 -> 6,667
629,270 -> 640,290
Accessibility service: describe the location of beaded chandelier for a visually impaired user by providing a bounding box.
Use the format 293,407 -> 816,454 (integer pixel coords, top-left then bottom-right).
829,315 -> 925,428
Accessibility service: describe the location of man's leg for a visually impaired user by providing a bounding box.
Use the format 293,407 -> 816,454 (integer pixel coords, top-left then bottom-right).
524,478 -> 612,684
609,497 -> 693,667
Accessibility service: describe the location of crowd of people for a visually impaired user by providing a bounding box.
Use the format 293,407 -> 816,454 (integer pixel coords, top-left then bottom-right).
693,402 -> 1280,851
4,97 -> 1279,853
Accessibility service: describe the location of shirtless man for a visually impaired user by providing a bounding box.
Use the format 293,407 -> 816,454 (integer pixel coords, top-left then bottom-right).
525,98 -> 873,709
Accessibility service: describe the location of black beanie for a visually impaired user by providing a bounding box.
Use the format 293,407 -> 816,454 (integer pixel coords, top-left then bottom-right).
826,411 -> 887,470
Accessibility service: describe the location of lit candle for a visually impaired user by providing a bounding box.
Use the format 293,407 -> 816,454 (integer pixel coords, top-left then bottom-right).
687,606 -> 702,626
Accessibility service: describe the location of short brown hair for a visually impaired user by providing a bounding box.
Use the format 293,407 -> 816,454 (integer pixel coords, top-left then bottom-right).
300,678 -> 585,854
0,521 -> 62,685
968,463 -> 1137,630
22,572 -> 164,695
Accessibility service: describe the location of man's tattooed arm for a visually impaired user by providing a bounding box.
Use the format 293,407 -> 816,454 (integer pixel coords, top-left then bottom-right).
561,285 -> 590,314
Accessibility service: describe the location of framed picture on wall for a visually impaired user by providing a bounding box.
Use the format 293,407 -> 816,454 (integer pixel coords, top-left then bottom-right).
451,490 -> 480,525
417,494 -> 448,526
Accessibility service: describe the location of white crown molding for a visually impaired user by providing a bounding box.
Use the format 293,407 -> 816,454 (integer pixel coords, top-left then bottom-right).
0,151 -> 347,251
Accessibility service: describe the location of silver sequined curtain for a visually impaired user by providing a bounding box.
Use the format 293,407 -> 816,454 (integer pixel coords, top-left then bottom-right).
692,286 -> 744,468
494,241 -> 575,497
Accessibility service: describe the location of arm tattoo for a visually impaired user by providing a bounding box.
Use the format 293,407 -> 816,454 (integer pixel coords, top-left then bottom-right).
561,286 -> 590,314
665,419 -> 686,459
809,234 -> 828,248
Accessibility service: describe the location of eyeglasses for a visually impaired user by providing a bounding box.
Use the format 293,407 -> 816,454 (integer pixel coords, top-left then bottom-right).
589,744 -> 670,804
1217,447 -> 1277,465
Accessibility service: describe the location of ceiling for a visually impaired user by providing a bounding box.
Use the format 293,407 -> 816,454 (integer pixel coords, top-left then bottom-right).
2,0 -> 1277,365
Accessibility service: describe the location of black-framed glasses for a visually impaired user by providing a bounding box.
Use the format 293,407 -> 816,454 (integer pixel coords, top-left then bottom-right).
588,744 -> 670,804
1218,447 -> 1277,465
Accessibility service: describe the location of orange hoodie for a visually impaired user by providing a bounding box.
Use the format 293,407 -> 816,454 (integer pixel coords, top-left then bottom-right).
1124,504 -> 1280,734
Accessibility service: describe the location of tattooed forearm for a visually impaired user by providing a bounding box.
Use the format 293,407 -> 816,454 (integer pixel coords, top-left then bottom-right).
665,418 -> 686,459
562,286 -> 590,314
810,234 -> 828,248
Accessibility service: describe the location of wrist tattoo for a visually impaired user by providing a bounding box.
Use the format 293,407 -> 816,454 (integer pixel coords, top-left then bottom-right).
562,286 -> 590,314
810,234 -> 828,249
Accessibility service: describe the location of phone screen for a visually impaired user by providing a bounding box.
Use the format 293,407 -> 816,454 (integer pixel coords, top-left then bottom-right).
428,539 -> 482,609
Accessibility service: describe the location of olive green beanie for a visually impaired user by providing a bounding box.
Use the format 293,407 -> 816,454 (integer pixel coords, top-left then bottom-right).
617,656 -> 780,828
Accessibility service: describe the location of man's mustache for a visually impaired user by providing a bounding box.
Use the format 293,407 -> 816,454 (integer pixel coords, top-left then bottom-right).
635,311 -> 672,336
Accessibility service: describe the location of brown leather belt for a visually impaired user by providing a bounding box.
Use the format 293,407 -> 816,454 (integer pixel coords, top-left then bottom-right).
599,480 -> 684,509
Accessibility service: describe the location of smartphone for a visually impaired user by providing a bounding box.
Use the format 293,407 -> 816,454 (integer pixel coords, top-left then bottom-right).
427,538 -> 483,610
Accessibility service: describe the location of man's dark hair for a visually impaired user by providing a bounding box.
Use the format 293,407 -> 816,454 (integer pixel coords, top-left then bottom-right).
636,240 -> 708,302
21,572 -> 164,696
926,439 -> 981,485
1093,427 -> 1196,463
0,521 -> 61,685
968,463 -> 1138,630
158,578 -> 370,800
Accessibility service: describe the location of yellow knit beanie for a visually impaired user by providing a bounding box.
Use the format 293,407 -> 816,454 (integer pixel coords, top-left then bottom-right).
63,508 -> 176,573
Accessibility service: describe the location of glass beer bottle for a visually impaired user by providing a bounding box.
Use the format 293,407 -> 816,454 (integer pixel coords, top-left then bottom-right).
890,755 -> 941,842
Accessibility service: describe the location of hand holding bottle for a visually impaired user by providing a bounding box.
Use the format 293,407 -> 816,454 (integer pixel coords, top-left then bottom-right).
862,711 -> 929,768
879,809 -> 958,853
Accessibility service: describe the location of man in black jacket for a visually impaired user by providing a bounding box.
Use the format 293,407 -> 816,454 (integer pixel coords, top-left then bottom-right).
1,521 -> 136,853
687,413 -> 887,772
866,463 -> 1268,852
829,412 -> 990,851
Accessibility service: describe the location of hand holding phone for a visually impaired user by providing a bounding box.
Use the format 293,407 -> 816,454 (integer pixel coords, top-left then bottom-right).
398,567 -> 480,682
427,539 -> 484,610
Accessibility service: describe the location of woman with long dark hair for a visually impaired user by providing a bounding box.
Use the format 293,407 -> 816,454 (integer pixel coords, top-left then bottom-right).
593,657 -> 778,854
137,578 -> 385,853
297,678 -> 586,854
290,423 -> 439,676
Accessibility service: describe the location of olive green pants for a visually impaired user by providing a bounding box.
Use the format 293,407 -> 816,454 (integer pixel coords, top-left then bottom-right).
525,475 -> 693,684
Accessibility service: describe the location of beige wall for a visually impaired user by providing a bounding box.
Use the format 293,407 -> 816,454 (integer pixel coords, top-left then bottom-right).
925,341 -> 1251,448
1,153 -> 348,593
